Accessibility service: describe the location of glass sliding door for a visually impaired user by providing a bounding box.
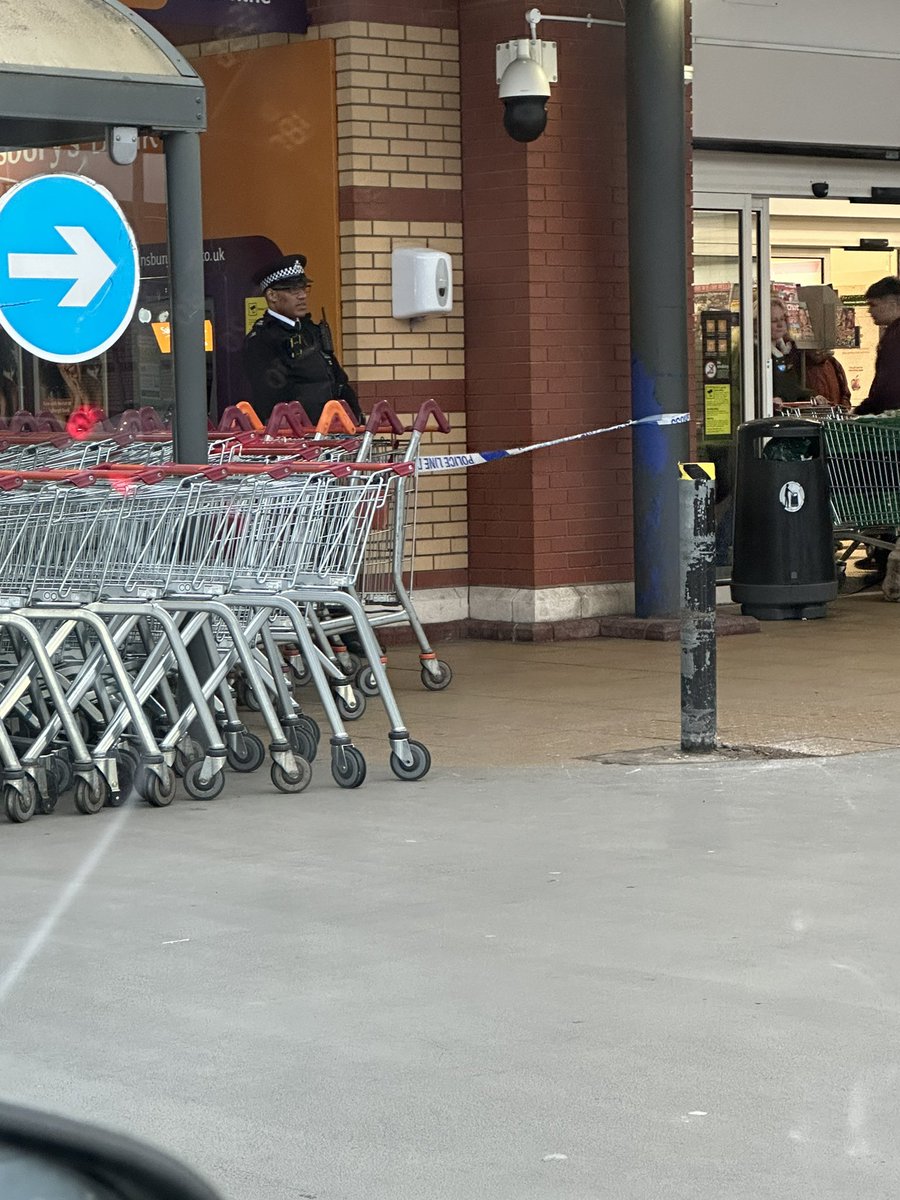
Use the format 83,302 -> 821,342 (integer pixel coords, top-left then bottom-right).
693,193 -> 767,577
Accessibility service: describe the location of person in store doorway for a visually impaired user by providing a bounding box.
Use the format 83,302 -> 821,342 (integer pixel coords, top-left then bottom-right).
770,297 -> 815,408
853,276 -> 900,416
803,347 -> 851,408
242,253 -> 362,426
851,276 -> 900,575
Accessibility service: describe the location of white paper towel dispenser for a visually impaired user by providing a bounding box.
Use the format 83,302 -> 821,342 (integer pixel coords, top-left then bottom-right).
391,247 -> 453,319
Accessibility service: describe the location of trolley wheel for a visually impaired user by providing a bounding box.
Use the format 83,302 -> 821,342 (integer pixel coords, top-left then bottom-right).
110,747 -> 140,807
74,775 -> 108,815
235,679 -> 262,712
138,765 -> 176,808
331,745 -> 367,790
288,656 -> 311,687
389,739 -> 432,782
52,754 -> 74,797
174,736 -> 203,778
356,665 -> 380,698
37,791 -> 59,815
37,761 -> 62,814
296,714 -> 320,745
5,782 -> 36,824
183,760 -> 226,801
270,758 -> 312,794
421,660 -> 453,692
338,652 -> 361,678
287,724 -> 318,764
335,687 -> 366,722
75,711 -> 95,743
226,731 -> 266,773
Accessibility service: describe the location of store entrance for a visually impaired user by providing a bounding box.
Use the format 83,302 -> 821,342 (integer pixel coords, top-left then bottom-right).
693,188 -> 900,581
767,197 -> 900,409
693,193 -> 769,576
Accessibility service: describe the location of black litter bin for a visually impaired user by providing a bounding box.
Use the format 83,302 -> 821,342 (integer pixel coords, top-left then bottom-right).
731,417 -> 837,620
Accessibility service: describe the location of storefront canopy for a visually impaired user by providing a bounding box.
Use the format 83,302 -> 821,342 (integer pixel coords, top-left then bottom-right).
0,0 -> 206,150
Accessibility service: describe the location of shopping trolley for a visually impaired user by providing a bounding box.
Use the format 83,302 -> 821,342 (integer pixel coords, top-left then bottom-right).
824,415 -> 900,552
0,469 -> 240,817
87,460 -> 431,786
355,400 -> 453,692
777,402 -> 849,422
0,474 -> 178,819
301,400 -> 455,694
76,466 -> 315,794
211,399 -> 452,701
188,460 -> 432,785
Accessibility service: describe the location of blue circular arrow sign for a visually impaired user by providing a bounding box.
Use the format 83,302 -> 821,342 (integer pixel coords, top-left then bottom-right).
0,174 -> 139,363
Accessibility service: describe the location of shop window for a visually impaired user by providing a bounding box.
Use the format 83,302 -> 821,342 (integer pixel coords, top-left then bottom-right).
0,137 -> 172,426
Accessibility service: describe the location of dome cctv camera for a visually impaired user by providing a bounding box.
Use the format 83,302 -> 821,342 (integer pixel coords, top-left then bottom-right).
811,181 -> 829,198
497,38 -> 557,143
499,54 -> 551,143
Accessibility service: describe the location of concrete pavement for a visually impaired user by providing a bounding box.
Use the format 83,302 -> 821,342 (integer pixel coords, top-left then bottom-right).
348,588 -> 900,767
0,588 -> 899,1199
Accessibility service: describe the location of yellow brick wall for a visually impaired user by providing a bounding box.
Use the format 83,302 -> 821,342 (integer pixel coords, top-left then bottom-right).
339,220 -> 462,380
339,216 -> 466,578
408,418 -> 469,576
329,22 -> 460,191
328,21 -> 465,581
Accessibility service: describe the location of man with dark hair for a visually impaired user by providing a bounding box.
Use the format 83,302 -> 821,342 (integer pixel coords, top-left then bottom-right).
852,277 -> 900,575
242,253 -> 361,425
854,276 -> 900,415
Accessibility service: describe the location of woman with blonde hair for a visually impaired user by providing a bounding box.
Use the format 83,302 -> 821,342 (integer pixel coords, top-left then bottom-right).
770,297 -> 814,407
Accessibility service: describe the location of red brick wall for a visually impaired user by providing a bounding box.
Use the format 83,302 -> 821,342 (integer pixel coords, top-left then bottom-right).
460,0 -> 631,590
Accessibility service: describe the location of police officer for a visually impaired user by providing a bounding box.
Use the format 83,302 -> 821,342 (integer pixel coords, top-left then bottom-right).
242,253 -> 361,425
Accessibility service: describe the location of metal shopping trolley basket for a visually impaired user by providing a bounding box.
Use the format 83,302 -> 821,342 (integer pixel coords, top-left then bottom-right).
315,400 -> 455,694
823,415 -> 900,552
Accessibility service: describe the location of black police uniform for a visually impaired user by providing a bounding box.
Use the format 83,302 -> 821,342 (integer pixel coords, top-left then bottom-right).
242,253 -> 361,425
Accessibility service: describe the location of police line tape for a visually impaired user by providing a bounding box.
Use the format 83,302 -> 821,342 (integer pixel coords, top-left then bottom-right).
414,412 -> 690,474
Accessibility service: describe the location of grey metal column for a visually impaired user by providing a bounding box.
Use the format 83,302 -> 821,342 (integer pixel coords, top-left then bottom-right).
626,0 -> 690,617
164,131 -> 208,464
679,473 -> 717,751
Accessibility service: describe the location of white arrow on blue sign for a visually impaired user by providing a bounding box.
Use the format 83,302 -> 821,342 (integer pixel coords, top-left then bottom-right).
0,174 -> 140,363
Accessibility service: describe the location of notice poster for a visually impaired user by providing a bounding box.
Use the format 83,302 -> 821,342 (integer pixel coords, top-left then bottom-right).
835,303 -> 880,400
835,306 -> 858,349
704,383 -> 732,436
836,349 -> 874,402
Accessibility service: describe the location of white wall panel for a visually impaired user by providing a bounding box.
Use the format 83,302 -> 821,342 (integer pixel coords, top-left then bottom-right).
693,0 -> 900,150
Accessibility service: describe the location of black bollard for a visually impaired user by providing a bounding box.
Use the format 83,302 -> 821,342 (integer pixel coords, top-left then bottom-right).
679,467 -> 717,752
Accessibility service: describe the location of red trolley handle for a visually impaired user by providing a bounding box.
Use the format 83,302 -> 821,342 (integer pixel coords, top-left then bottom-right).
264,402 -> 317,438
364,401 -> 406,436
412,400 -> 451,434
0,469 -> 98,487
216,406 -> 259,434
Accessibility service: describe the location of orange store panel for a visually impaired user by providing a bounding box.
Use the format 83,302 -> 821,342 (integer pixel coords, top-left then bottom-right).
192,41 -> 342,353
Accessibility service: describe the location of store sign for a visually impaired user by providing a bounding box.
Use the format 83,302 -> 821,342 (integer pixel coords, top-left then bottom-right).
125,0 -> 309,37
0,175 -> 140,363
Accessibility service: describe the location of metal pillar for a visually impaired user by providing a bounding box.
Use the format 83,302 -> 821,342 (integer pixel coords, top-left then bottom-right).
164,131 -> 208,464
679,475 -> 717,752
626,0 -> 690,616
